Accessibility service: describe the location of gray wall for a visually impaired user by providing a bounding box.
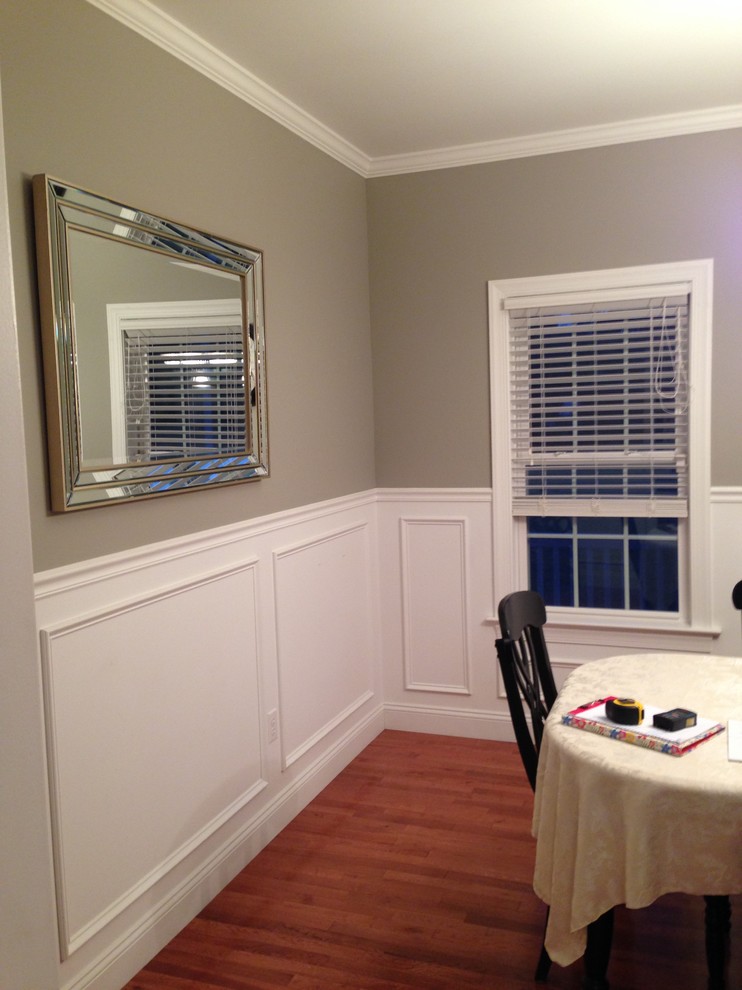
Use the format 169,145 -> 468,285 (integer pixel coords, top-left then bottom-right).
367,132 -> 742,487
3,0 -> 741,572
1,0 -> 375,571
0,78 -> 59,987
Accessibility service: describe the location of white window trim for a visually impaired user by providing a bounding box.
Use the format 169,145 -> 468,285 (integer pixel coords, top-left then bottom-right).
488,260 -> 717,646
107,298 -> 243,464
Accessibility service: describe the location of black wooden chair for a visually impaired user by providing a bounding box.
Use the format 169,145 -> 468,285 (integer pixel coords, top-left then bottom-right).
495,590 -> 614,989
495,590 -> 557,982
495,590 -> 557,791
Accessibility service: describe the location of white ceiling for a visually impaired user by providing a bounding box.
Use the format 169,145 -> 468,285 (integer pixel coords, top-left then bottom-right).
92,0 -> 742,175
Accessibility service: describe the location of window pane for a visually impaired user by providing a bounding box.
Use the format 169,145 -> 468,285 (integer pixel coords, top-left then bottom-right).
629,540 -> 679,611
528,516 -> 571,535
529,538 -> 574,607
578,539 -> 625,609
576,517 -> 623,535
628,517 -> 678,537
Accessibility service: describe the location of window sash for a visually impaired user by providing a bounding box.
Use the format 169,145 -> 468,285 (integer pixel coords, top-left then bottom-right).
527,515 -> 680,612
508,293 -> 689,517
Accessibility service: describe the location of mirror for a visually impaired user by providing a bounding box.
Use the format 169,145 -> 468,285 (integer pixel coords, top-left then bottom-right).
32,175 -> 268,511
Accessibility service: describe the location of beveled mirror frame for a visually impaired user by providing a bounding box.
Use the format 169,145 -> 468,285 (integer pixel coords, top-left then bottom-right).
32,174 -> 268,511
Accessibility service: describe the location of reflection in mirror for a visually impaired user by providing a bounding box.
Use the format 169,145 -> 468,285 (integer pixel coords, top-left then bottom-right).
32,175 -> 268,510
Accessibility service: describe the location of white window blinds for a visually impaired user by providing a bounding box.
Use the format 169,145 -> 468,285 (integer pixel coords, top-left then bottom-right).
124,325 -> 246,462
507,293 -> 689,518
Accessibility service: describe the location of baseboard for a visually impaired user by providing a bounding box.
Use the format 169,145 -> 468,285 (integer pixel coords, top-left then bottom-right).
383,702 -> 515,743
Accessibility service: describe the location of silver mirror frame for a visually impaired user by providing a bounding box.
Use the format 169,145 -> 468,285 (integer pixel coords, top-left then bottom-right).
32,175 -> 268,511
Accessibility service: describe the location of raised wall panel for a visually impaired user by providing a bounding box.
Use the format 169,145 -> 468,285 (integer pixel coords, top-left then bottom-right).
274,523 -> 376,768
40,563 -> 264,958
400,517 -> 471,694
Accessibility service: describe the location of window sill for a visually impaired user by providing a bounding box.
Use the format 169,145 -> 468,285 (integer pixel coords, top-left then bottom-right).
486,612 -> 721,656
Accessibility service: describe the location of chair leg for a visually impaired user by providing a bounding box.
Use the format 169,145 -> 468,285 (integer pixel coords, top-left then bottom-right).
535,907 -> 552,981
535,943 -> 551,982
582,908 -> 614,990
704,894 -> 731,990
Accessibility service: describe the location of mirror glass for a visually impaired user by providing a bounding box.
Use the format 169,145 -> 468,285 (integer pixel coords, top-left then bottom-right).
33,175 -> 268,510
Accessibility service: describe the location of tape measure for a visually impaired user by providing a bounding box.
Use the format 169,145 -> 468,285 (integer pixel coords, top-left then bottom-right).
605,697 -> 644,726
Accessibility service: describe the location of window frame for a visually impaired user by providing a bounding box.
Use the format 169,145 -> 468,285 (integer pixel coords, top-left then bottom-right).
488,260 -> 715,646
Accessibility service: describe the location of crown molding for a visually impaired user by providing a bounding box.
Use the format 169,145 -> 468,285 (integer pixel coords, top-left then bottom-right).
367,104 -> 742,177
85,0 -> 371,176
87,0 -> 742,179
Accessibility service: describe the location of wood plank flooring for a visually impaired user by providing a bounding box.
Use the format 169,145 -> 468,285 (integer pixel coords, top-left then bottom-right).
122,731 -> 739,990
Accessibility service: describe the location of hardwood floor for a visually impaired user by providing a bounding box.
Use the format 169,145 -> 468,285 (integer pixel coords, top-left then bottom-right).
122,731 -> 738,990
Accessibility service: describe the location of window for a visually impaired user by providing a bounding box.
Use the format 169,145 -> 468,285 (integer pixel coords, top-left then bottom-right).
123,324 -> 247,462
489,262 -> 713,637
107,298 -> 248,465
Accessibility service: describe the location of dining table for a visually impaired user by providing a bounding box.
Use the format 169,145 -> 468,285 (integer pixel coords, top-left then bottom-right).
532,652 -> 742,985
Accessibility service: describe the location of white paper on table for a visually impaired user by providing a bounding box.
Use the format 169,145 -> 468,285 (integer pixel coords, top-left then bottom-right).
728,719 -> 742,762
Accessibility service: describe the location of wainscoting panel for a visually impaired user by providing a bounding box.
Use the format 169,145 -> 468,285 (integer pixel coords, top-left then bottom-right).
376,490 -> 508,739
33,491 -> 383,990
274,523 -> 377,768
40,563 -> 265,959
400,516 -> 471,693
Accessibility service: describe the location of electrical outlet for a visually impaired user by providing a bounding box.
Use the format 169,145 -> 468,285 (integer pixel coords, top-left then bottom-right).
267,708 -> 278,743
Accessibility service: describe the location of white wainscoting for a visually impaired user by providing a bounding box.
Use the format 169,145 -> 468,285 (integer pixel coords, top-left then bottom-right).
41,561 -> 266,960
376,489 -> 515,740
377,487 -> 742,737
273,522 -> 377,769
34,492 -> 383,990
32,486 -> 742,990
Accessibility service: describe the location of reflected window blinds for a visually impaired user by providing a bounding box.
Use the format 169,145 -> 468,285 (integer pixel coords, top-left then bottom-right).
123,325 -> 246,462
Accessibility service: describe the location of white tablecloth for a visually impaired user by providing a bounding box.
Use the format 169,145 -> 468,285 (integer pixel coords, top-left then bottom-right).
532,653 -> 742,966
